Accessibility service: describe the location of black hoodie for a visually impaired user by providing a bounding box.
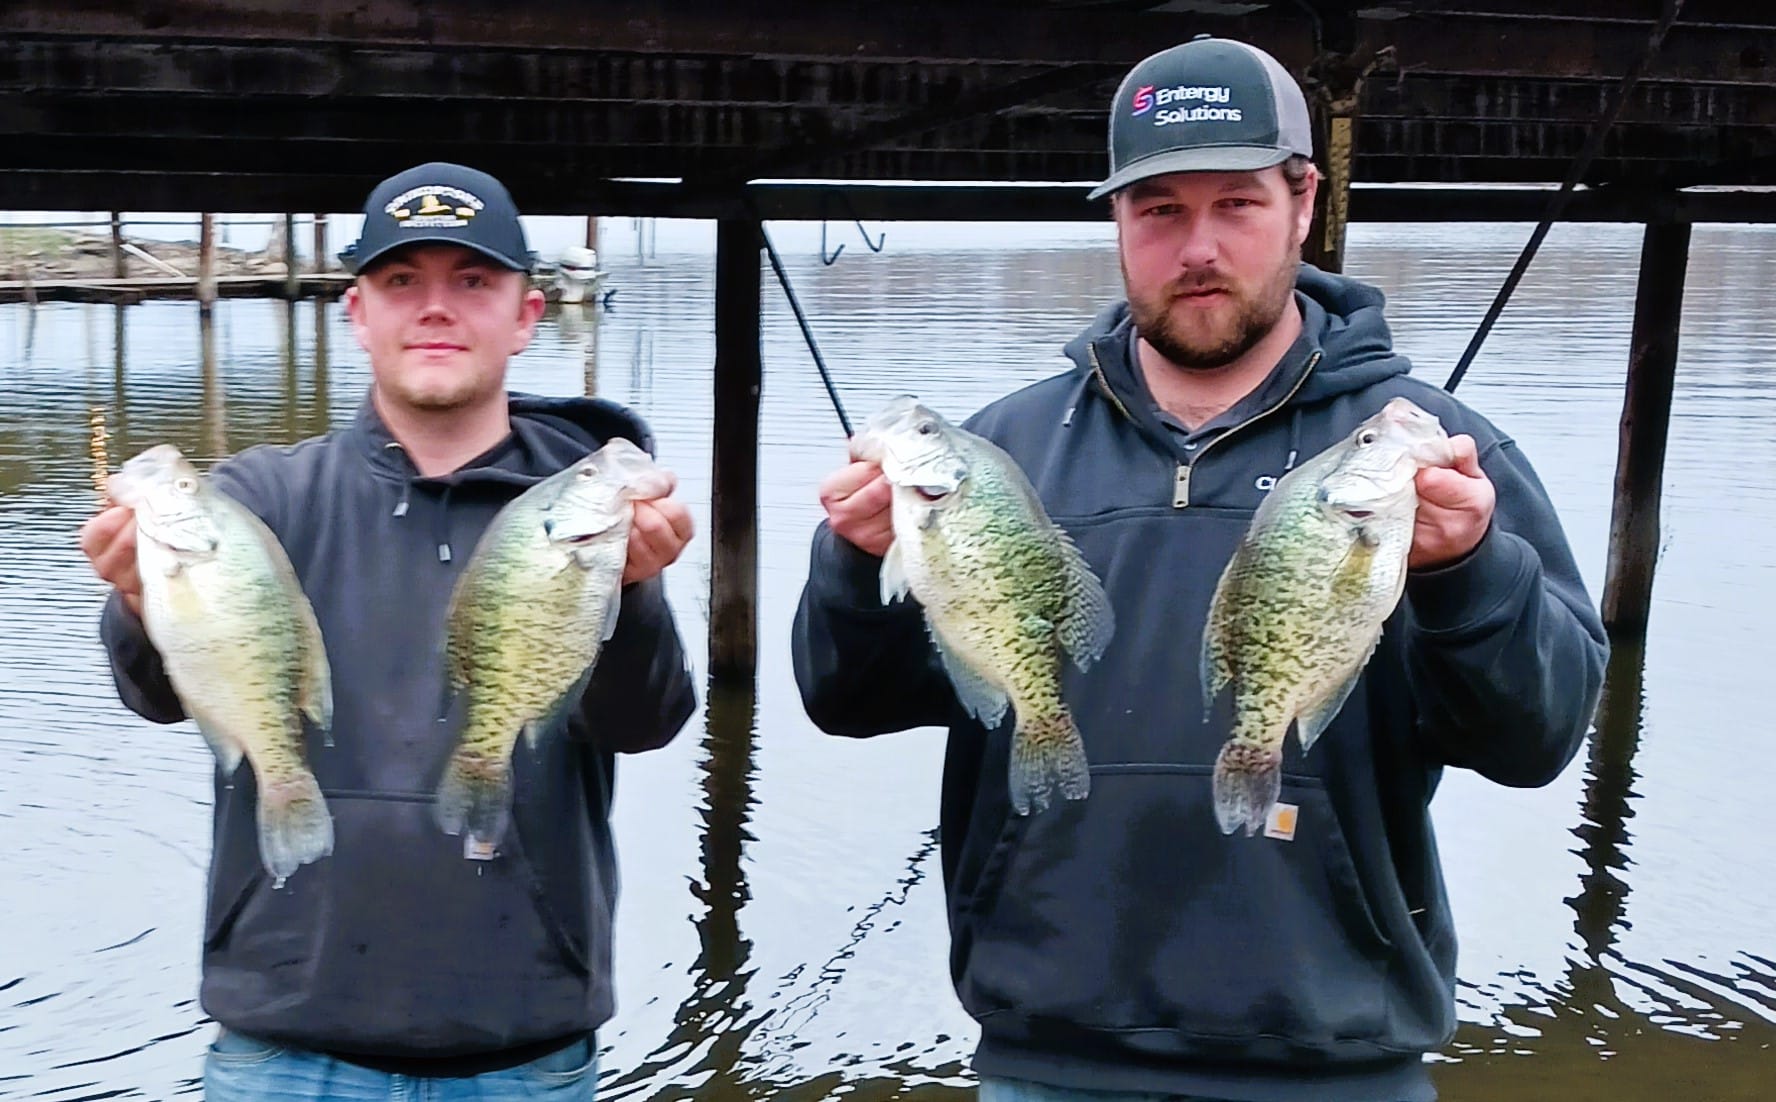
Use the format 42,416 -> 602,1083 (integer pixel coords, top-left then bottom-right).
792,266 -> 1607,1101
100,392 -> 696,1068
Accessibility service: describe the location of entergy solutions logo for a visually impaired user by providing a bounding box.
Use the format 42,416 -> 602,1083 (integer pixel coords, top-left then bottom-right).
1131,84 -> 1155,116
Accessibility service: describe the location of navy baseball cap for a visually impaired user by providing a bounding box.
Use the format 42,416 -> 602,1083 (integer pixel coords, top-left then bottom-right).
339,162 -> 535,274
1089,35 -> 1313,200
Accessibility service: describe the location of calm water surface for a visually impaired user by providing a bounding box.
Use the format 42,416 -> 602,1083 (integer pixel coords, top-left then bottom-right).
1,220 -> 1773,1100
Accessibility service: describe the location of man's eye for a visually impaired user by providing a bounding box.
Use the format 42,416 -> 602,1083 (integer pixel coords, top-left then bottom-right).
463,274 -> 487,288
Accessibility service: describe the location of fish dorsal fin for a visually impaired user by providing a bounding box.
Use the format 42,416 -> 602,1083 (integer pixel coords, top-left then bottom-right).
1053,533 -> 1115,671
928,626 -> 1010,728
880,540 -> 911,606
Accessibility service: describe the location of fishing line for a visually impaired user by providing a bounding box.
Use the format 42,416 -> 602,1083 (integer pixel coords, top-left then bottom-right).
1444,0 -> 1686,393
743,195 -> 855,438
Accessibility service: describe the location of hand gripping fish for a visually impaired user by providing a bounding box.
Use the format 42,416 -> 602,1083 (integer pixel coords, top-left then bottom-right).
435,437 -> 673,851
851,396 -> 1115,815
1201,397 -> 1456,836
108,445 -> 335,883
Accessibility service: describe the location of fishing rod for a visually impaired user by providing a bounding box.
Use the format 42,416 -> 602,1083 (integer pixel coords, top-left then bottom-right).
743,195 -> 855,438
1444,0 -> 1685,393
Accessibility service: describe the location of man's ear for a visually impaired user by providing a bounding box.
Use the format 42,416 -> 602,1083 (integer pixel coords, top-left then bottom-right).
344,283 -> 372,354
1293,164 -> 1320,251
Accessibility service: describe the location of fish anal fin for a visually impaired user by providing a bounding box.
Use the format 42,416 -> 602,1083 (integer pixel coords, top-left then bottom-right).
929,628 -> 1009,729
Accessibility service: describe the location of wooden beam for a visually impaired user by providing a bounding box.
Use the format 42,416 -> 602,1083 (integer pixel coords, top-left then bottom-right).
709,217 -> 761,680
1601,220 -> 1689,638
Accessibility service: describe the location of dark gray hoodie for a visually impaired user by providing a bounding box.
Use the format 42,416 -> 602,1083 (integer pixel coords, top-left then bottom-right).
792,265 -> 1607,1102
101,393 -> 696,1070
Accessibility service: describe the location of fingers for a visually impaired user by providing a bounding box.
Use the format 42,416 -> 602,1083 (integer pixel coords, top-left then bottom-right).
819,460 -> 886,507
819,461 -> 895,556
79,506 -> 144,615
1446,434 -> 1483,478
623,497 -> 694,585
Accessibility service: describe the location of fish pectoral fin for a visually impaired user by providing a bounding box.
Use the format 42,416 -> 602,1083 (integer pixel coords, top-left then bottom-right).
879,540 -> 911,606
929,628 -> 1010,728
599,586 -> 623,643
1053,533 -> 1116,671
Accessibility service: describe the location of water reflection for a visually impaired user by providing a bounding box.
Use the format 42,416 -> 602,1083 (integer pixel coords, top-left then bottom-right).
4,224 -> 1776,1099
601,676 -> 763,1100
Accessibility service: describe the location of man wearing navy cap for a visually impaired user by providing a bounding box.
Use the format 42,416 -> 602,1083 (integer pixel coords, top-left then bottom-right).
794,37 -> 1606,1102
82,162 -> 698,1099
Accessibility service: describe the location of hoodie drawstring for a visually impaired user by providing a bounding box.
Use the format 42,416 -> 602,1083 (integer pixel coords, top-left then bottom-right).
382,440 -> 454,562
1284,407 -> 1303,473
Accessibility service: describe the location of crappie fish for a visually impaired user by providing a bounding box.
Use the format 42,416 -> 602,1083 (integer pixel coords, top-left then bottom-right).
108,445 -> 334,882
851,396 -> 1115,815
435,437 -> 673,849
1201,397 -> 1456,836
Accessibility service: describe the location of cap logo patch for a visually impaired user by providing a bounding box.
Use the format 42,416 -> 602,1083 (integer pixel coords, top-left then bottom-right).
1148,85 -> 1242,126
385,185 -> 484,229
1131,84 -> 1155,115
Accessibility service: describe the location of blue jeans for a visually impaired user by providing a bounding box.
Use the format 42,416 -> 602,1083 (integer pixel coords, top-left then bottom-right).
203,1028 -> 597,1100
978,1077 -> 1217,1102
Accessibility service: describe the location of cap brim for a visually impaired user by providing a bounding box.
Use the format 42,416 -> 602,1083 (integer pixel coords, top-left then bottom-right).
343,235 -> 531,274
1086,145 -> 1295,201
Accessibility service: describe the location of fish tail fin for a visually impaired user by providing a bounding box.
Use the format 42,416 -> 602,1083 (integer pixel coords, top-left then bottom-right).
433,751 -> 513,849
1007,707 -> 1091,816
1212,741 -> 1281,837
256,769 -> 334,881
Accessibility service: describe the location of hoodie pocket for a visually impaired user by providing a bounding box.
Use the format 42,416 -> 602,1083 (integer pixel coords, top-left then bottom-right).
959,764 -> 1393,1048
202,792 -> 593,1051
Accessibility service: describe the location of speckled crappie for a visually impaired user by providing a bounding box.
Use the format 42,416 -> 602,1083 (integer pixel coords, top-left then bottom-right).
435,437 -> 672,849
1201,397 -> 1456,836
851,396 -> 1115,815
108,444 -> 334,883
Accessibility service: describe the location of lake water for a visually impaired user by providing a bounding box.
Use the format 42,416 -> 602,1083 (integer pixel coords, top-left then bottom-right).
2,218 -> 1774,1100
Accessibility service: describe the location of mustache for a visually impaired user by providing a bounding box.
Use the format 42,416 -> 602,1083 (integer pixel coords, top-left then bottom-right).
1164,273 -> 1234,298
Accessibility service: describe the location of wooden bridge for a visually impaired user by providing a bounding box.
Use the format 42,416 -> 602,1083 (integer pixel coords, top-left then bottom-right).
3,0 -> 1771,670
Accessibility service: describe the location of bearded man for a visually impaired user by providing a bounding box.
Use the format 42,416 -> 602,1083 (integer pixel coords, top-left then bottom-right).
791,35 -> 1606,1102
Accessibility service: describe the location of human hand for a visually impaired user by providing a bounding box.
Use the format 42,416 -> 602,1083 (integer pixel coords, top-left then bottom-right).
819,460 -> 894,558
1410,434 -> 1496,570
79,505 -> 144,617
624,477 -> 694,585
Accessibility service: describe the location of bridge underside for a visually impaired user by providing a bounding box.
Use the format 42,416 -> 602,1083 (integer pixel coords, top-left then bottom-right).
2,0 -> 1773,215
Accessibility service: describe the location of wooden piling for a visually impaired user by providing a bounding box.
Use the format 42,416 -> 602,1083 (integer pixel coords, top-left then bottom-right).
283,213 -> 299,300
585,215 -> 599,251
197,213 -> 217,315
312,214 -> 328,274
1304,52 -> 1373,275
200,307 -> 226,457
710,217 -> 762,679
110,212 -> 125,278
1601,220 -> 1689,638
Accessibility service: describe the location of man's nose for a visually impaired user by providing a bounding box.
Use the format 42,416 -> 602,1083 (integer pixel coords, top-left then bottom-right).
1173,213 -> 1219,270
417,281 -> 454,319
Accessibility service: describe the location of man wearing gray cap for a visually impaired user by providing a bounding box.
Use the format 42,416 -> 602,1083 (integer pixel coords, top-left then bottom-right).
794,36 -> 1606,1102
81,162 -> 698,1098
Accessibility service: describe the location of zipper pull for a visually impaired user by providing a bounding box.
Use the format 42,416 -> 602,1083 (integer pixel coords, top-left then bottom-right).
1173,463 -> 1190,508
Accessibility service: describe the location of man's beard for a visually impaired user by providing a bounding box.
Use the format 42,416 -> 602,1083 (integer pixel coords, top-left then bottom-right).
1125,250 -> 1299,371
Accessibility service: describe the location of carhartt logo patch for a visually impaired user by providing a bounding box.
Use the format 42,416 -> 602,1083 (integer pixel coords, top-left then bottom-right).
1263,801 -> 1299,842
386,185 -> 484,229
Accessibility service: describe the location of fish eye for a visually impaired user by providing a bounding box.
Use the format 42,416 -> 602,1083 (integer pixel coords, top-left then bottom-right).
577,465 -> 596,479
1357,430 -> 1378,446
916,420 -> 937,436
174,477 -> 197,493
